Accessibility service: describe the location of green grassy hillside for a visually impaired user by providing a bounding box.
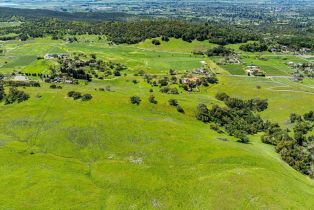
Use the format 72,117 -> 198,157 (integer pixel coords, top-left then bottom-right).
0,36 -> 313,209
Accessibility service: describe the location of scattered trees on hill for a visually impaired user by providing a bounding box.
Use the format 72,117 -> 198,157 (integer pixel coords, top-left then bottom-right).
196,93 -> 269,143
168,99 -> 184,114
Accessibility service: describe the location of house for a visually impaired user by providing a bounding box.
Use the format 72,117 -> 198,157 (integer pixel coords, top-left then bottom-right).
180,76 -> 201,85
246,65 -> 265,77
291,73 -> 304,82
193,68 -> 206,74
300,48 -> 311,54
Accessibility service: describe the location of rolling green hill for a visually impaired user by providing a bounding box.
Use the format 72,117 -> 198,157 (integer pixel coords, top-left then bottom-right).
0,36 -> 313,209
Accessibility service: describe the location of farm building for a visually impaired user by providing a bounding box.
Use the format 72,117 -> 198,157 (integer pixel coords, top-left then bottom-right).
246,65 -> 265,77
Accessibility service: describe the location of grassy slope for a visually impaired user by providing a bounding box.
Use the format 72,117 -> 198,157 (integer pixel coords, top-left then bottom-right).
135,38 -> 217,53
0,37 -> 313,209
225,43 -> 308,76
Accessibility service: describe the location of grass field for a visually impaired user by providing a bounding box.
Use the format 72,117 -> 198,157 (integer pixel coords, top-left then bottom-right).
0,37 -> 208,74
0,36 -> 313,209
135,38 -> 217,53
221,64 -> 246,75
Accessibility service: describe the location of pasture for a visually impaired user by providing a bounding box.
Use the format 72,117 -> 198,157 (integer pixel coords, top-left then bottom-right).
0,36 -> 313,209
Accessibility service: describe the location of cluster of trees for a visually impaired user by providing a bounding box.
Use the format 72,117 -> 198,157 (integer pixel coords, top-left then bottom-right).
152,39 -> 161,45
291,63 -> 314,78
54,54 -> 127,82
24,72 -> 49,78
160,87 -> 179,95
195,93 -> 313,176
196,93 -> 269,143
277,36 -> 314,51
50,84 -> 63,89
290,111 -> 314,123
9,17 -> 258,45
130,96 -> 141,105
67,91 -> 92,101
180,75 -> 219,92
215,92 -> 268,112
142,71 -> 218,93
0,7 -> 312,52
3,80 -> 40,87
262,111 -> 314,177
239,42 -> 268,52
206,46 -> 234,57
0,85 -> 30,105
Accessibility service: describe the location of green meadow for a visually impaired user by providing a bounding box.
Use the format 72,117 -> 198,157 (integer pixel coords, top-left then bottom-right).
0,36 -> 314,209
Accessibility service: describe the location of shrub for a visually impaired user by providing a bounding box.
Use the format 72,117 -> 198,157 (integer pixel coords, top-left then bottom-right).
130,96 -> 141,105
82,94 -> 92,101
168,99 -> 178,106
0,84 -> 5,101
114,70 -> 121,76
169,88 -> 179,95
148,95 -> 158,104
176,105 -> 185,113
196,103 -> 211,123
68,91 -> 82,100
50,84 -> 62,89
215,92 -> 230,101
161,36 -> 170,42
304,111 -> 314,122
290,113 -> 303,123
234,131 -> 249,144
152,39 -> 161,45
